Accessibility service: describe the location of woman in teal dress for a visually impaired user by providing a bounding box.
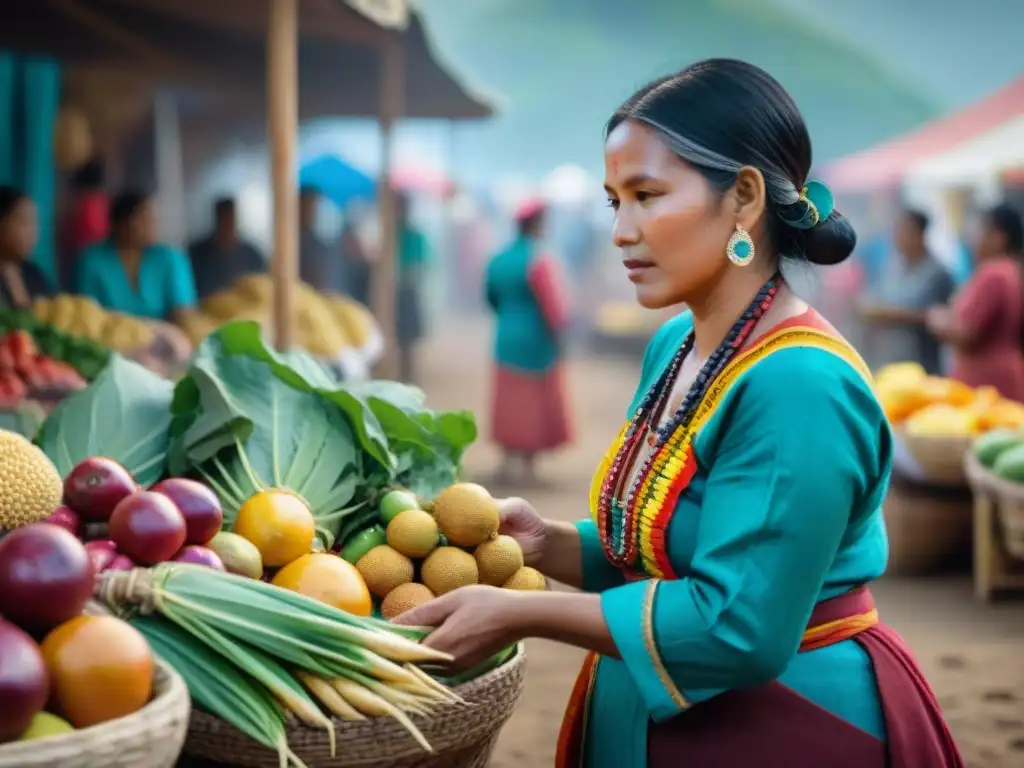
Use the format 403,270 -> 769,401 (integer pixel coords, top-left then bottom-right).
74,190 -> 197,324
396,60 -> 963,767
485,199 -> 572,484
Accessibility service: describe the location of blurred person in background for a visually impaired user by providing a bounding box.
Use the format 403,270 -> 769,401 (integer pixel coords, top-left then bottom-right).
859,209 -> 954,373
0,186 -> 53,308
396,192 -> 430,382
397,59 -> 963,768
188,197 -> 265,300
58,159 -> 109,291
484,199 -> 572,485
927,203 -> 1024,400
340,205 -> 371,305
298,186 -> 342,293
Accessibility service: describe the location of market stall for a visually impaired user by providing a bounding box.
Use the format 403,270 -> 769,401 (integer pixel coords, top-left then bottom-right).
0,3 -> 527,765
875,362 -> 1024,576
0,316 -> 531,765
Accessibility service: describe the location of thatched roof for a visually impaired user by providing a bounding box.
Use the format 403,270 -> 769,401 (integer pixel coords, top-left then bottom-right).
1,0 -> 492,119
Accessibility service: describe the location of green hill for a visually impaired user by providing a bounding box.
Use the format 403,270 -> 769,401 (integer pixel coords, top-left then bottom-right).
417,0 -> 941,183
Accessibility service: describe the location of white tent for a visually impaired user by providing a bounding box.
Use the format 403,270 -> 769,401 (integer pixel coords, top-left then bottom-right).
905,114 -> 1024,187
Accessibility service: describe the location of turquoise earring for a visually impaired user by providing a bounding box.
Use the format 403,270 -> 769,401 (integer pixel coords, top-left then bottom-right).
726,224 -> 755,267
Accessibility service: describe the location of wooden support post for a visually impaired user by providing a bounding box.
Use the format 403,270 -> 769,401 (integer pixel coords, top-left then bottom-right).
372,35 -> 405,379
268,0 -> 299,351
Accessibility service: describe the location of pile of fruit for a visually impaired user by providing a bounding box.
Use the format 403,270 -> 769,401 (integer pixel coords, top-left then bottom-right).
971,429 -> 1024,483
180,274 -> 378,359
0,306 -> 112,382
876,362 -> 1024,437
0,314 -> 516,763
30,294 -> 154,353
0,437 -> 157,744
347,486 -> 544,620
0,330 -> 87,409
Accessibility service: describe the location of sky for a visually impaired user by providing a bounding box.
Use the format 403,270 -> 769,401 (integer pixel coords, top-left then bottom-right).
294,0 -> 1023,196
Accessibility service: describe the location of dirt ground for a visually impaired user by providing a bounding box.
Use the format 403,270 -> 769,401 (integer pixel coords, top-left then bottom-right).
415,318 -> 1024,768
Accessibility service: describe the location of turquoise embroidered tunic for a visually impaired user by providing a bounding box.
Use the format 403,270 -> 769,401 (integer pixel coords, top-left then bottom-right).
577,311 -> 893,768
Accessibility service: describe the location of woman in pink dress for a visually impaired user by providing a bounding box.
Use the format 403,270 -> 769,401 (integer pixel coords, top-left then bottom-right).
926,204 -> 1024,401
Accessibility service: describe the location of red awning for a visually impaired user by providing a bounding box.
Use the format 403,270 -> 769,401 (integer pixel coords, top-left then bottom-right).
822,76 -> 1024,192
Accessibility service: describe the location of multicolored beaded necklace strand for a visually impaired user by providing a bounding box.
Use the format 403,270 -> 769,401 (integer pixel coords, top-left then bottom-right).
597,272 -> 784,575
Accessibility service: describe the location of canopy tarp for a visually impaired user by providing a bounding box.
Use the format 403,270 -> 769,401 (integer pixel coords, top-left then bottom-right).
0,1 -> 492,119
822,76 -> 1024,192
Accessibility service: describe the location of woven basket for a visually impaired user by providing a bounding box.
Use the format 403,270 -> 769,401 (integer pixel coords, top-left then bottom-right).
897,429 -> 974,487
182,644 -> 527,768
964,452 -> 1024,560
884,476 -> 973,575
0,656 -> 190,768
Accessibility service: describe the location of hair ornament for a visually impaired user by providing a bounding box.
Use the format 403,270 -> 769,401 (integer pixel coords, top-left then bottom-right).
781,179 -> 835,230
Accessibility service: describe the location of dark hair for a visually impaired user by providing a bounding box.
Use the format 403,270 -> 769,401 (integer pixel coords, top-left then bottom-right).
517,210 -> 544,238
110,190 -> 151,231
988,203 -> 1024,255
607,59 -> 856,267
903,208 -> 930,233
71,159 -> 105,190
214,197 -> 236,219
0,186 -> 28,221
298,185 -> 321,200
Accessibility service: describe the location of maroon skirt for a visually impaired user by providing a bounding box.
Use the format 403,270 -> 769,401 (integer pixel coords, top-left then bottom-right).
559,587 -> 966,768
490,363 -> 572,453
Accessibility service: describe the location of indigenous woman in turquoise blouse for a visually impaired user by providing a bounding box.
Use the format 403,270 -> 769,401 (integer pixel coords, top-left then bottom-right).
396,60 -> 964,767
74,191 -> 197,323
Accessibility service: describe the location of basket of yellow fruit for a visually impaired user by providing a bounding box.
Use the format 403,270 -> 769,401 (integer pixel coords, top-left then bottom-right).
877,363 -> 1024,488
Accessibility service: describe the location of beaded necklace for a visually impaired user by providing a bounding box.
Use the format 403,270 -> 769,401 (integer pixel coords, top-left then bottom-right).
597,272 -> 784,575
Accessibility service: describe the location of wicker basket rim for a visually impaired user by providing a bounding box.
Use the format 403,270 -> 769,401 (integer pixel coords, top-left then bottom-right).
0,655 -> 187,764
963,451 -> 1024,498
897,428 -> 976,446
186,643 -> 528,766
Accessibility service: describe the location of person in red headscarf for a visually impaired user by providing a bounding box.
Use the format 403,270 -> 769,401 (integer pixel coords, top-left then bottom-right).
483,199 -> 574,484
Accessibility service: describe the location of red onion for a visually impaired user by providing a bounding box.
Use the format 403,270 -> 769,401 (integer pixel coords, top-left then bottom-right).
0,524 -> 95,633
63,458 -> 136,521
152,478 -> 223,545
106,555 -> 135,572
173,545 -> 226,571
44,506 -> 83,538
108,492 -> 187,566
0,620 -> 48,743
84,540 -> 118,574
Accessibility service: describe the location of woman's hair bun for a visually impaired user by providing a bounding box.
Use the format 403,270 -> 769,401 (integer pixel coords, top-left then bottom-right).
795,210 -> 857,266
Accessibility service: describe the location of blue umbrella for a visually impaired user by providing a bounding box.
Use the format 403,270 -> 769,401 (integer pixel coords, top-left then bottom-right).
298,154 -> 375,209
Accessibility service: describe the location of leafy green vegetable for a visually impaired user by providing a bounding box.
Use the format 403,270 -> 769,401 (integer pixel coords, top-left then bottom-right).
36,355 -> 174,484
342,380 -> 476,498
167,320 -> 476,545
168,330 -> 363,546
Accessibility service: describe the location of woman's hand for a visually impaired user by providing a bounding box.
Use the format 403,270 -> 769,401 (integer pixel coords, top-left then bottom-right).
393,585 -> 528,671
497,497 -> 547,567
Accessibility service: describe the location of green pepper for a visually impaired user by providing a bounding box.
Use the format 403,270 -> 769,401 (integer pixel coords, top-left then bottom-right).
340,525 -> 388,564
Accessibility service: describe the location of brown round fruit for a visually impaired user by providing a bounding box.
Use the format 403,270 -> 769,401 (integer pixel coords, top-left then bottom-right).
386,509 -> 439,559
474,535 -> 524,587
503,566 -> 546,591
380,583 -> 435,619
355,545 -> 414,599
432,483 -> 500,548
420,546 -> 478,595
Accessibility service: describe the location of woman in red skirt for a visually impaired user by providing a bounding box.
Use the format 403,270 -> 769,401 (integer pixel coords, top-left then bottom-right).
484,200 -> 573,484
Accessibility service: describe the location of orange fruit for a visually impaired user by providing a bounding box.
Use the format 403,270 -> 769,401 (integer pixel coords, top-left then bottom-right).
234,489 -> 315,567
40,615 -> 154,728
271,553 -> 372,616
